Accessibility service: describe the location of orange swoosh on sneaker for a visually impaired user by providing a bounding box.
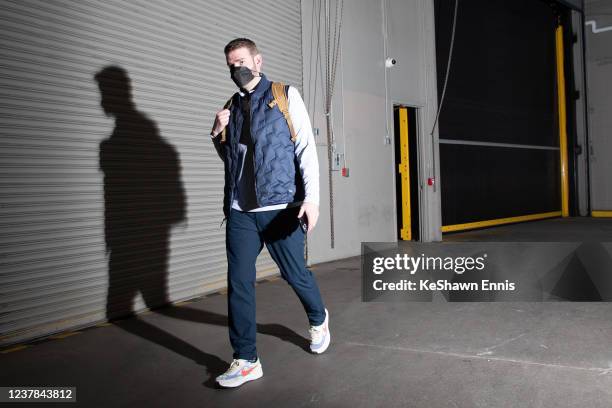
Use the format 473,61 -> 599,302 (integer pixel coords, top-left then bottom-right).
241,365 -> 257,376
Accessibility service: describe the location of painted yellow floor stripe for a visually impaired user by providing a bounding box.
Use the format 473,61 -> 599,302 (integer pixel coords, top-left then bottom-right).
1,323 -> 117,354
442,211 -> 562,233
49,331 -> 81,340
592,211 -> 612,218
1,345 -> 29,354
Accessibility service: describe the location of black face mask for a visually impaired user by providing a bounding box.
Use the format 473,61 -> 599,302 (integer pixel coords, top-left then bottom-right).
230,65 -> 257,89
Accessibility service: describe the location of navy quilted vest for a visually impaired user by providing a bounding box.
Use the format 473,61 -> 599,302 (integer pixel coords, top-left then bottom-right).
222,74 -> 304,217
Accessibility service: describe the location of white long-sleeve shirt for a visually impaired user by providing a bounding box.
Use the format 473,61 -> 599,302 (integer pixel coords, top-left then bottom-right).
212,86 -> 319,212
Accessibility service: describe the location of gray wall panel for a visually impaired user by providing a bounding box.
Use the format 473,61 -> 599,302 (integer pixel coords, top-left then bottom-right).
300,0 -> 441,265
585,0 -> 612,211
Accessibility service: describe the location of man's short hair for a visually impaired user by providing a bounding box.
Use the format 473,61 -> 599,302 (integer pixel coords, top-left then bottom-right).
224,38 -> 259,56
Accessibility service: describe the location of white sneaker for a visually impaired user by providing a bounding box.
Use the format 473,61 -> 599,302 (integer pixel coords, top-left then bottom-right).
216,358 -> 263,388
309,308 -> 330,354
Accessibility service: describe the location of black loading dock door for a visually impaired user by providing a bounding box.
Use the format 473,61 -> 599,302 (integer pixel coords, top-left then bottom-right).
434,0 -> 574,232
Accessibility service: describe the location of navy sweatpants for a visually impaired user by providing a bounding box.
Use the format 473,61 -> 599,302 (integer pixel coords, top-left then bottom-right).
225,205 -> 326,360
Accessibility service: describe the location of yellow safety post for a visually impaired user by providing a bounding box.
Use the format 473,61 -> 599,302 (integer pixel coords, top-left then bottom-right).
398,107 -> 411,240
556,24 -> 570,217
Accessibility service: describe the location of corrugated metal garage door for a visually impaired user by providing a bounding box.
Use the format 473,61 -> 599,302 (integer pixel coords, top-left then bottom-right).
0,0 -> 303,347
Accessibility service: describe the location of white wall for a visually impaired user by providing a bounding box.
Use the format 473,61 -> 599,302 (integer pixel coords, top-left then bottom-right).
301,0 -> 442,265
585,0 -> 612,212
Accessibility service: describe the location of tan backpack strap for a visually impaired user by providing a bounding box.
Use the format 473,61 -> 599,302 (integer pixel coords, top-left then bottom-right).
220,96 -> 233,143
270,82 -> 297,143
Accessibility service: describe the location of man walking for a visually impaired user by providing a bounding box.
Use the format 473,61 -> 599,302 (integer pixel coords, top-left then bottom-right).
209,38 -> 330,388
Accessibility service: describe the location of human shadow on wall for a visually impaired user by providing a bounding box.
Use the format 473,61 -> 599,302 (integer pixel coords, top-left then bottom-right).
96,66 -> 306,387
96,65 -> 186,320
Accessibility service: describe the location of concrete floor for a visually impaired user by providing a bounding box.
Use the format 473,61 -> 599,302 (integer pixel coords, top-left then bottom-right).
2,217 -> 612,407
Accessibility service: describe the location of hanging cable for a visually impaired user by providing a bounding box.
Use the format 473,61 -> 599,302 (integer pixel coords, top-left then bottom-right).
382,0 -> 391,145
429,0 -> 458,192
322,0 -> 343,249
305,0 -> 324,264
307,0 -> 323,121
430,0 -> 458,136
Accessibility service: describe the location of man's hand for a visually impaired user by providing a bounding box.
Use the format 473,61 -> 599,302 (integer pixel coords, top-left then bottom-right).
297,202 -> 319,233
212,108 -> 230,136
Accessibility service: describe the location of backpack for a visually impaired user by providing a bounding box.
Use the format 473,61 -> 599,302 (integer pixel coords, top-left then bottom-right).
220,82 -> 297,144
